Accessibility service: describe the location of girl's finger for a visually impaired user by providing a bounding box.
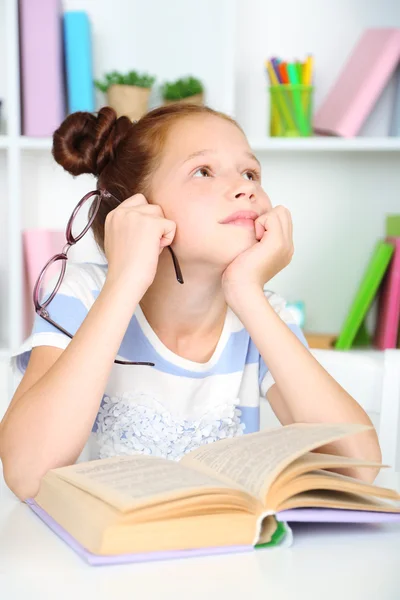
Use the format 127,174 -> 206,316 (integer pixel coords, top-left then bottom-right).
275,205 -> 292,242
254,212 -> 272,241
255,219 -> 266,241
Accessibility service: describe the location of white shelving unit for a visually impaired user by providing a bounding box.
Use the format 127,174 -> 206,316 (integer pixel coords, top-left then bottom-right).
250,137 -> 400,152
1,0 -> 400,460
3,135 -> 400,152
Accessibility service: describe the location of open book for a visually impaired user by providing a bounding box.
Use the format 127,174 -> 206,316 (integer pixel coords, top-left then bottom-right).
27,423 -> 400,565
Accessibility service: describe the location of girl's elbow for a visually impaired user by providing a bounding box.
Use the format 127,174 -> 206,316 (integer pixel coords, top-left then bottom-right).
2,462 -> 41,502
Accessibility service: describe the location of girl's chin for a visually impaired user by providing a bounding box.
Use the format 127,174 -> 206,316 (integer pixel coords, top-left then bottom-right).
219,237 -> 257,264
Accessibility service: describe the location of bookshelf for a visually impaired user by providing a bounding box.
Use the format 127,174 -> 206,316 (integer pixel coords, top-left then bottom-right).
1,0 -> 400,409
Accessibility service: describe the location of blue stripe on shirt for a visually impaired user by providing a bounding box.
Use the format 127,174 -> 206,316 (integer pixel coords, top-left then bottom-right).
238,406 -> 260,434
33,294 -> 89,337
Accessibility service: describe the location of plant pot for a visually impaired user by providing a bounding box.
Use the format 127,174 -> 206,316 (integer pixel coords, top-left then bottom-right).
106,84 -> 151,121
163,93 -> 204,106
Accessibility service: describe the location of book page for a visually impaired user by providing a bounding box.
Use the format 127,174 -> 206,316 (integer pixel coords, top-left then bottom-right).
183,423 -> 370,501
53,454 -> 243,513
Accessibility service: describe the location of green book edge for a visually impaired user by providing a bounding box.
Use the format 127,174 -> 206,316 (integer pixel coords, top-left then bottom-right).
386,215 -> 400,238
255,519 -> 287,548
335,241 -> 394,350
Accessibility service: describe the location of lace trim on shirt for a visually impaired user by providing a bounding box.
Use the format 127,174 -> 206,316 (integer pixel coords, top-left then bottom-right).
93,392 -> 245,461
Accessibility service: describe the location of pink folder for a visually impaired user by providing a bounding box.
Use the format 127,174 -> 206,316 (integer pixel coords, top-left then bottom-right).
374,237 -> 400,350
19,0 -> 65,136
313,29 -> 400,138
23,229 -> 64,337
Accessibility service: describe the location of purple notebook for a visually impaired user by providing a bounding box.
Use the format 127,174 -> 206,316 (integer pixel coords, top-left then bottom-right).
25,499 -> 400,566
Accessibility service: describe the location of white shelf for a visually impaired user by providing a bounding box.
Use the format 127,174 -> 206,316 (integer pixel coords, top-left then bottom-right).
9,136 -> 400,152
249,137 -> 400,152
18,136 -> 52,150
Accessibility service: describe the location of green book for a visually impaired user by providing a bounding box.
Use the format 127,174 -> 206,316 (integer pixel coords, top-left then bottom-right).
335,240 -> 394,350
386,215 -> 400,237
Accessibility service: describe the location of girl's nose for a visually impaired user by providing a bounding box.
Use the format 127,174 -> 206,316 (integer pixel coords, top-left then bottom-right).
234,181 -> 256,201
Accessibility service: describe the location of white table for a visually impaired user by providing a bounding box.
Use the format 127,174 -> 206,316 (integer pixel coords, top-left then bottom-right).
1,471 -> 400,600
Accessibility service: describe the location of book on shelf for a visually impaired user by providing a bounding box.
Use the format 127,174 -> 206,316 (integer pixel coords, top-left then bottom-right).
313,28 -> 400,138
63,11 -> 95,113
386,214 -> 400,237
335,240 -> 394,350
26,422 -> 400,566
19,0 -> 65,136
22,229 -> 64,337
385,216 -> 400,348
374,237 -> 400,350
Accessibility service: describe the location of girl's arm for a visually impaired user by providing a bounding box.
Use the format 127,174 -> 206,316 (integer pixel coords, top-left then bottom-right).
0,279 -> 144,501
0,193 -> 176,501
227,286 -> 382,483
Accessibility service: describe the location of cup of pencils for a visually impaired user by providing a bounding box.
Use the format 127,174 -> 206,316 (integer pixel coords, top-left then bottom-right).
265,55 -> 314,137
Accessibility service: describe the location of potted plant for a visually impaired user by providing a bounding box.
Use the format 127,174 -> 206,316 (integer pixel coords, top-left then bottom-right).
161,76 -> 204,105
94,70 -> 156,121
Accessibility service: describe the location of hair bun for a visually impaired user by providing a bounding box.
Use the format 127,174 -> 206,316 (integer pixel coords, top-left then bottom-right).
52,106 -> 132,177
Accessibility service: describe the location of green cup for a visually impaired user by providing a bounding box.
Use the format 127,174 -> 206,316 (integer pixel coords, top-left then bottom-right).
269,84 -> 314,137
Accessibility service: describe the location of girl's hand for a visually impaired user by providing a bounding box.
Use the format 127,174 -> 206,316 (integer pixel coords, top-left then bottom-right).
222,205 -> 294,302
104,193 -> 177,294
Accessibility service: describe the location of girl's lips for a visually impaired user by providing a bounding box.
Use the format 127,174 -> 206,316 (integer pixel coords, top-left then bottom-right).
219,210 -> 259,224
222,218 -> 255,228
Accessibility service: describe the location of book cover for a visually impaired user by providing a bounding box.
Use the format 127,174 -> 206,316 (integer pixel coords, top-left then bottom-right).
374,237 -> 400,349
25,499 -> 400,566
313,29 -> 400,138
63,11 -> 95,114
335,240 -> 394,350
19,0 -> 65,136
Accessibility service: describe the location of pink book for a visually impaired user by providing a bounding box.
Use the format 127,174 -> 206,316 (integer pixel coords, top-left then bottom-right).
23,229 -> 64,337
375,237 -> 400,350
19,0 -> 65,136
313,29 -> 400,138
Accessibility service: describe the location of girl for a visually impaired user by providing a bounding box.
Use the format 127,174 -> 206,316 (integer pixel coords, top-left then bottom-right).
0,104 -> 381,500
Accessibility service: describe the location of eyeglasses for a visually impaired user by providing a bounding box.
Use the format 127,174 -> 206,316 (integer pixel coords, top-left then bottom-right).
33,189 -> 184,366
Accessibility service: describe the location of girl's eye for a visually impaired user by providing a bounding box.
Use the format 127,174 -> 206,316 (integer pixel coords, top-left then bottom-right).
193,167 -> 212,178
244,169 -> 260,181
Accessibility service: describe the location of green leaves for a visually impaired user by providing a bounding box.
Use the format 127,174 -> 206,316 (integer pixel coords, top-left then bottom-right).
94,72 -> 204,100
161,76 -> 204,100
94,70 -> 156,92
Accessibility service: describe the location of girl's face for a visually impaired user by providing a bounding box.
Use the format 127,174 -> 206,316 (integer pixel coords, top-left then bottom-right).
150,115 -> 272,268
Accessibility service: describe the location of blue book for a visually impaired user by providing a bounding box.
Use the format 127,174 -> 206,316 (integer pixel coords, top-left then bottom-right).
390,66 -> 400,136
63,11 -> 95,113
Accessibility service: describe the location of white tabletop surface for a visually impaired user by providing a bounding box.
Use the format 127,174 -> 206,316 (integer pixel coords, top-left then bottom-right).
1,469 -> 400,600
